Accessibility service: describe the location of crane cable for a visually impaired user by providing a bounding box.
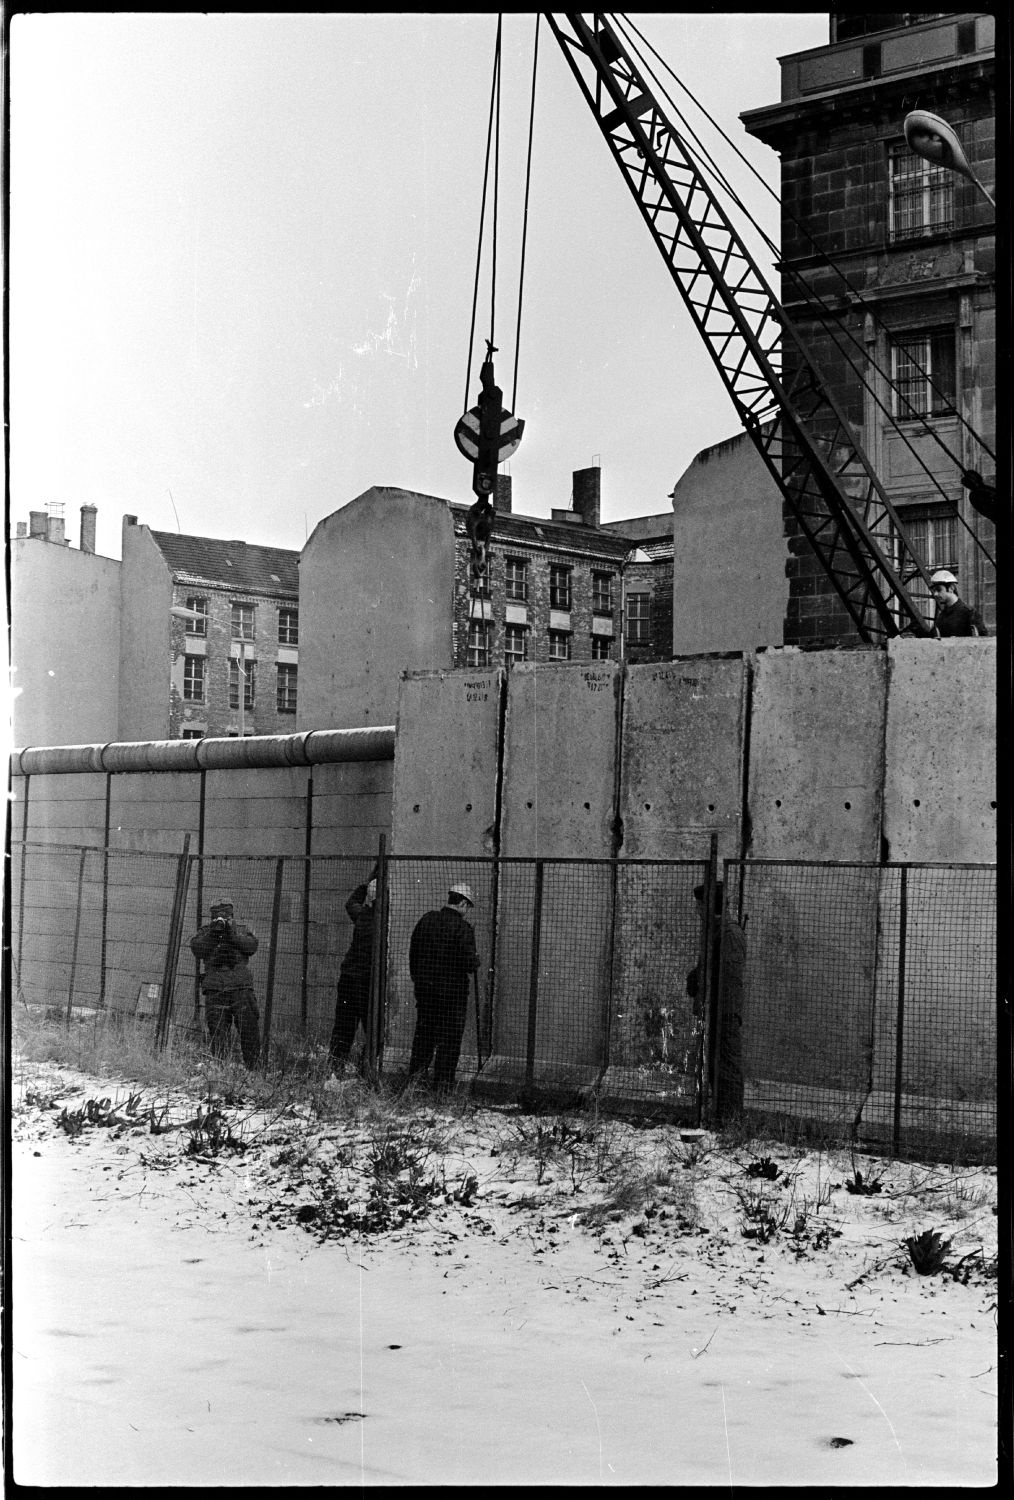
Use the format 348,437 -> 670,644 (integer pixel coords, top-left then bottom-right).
614,15 -> 996,565
464,16 -> 503,414
511,12 -> 541,415
618,13 -> 995,469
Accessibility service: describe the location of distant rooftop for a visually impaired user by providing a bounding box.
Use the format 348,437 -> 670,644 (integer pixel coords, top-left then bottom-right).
150,531 -> 299,598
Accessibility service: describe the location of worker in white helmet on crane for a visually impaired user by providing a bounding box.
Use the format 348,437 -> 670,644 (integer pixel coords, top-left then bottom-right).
928,570 -> 988,638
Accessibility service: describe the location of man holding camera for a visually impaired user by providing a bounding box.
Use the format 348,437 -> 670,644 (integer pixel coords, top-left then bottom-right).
189,899 -> 261,1068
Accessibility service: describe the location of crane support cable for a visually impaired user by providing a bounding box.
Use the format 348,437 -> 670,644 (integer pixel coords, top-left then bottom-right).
490,13 -> 502,352
612,19 -> 994,567
512,12 -> 542,415
547,12 -> 936,640
464,18 -> 503,413
618,12 -> 996,471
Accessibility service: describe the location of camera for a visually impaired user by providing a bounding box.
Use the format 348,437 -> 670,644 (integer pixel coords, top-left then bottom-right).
211,916 -> 229,933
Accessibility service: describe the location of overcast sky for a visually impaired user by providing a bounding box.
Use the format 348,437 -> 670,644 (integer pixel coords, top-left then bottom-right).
9,12 -> 828,559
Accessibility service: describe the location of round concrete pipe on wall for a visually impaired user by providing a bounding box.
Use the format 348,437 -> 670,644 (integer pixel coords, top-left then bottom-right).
303,727 -> 396,764
100,740 -> 201,773
14,743 -> 109,776
196,734 -> 305,771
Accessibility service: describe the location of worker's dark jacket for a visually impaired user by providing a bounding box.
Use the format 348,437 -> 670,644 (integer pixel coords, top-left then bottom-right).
339,903 -> 375,980
190,921 -> 258,995
935,599 -> 988,637
409,906 -> 478,1000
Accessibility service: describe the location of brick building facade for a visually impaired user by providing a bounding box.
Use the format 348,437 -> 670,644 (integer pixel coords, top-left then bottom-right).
742,11 -> 996,642
449,470 -> 673,671
152,533 -> 300,738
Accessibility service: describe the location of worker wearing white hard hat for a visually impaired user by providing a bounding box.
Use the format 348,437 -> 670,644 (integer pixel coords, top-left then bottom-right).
406,878 -> 480,1091
928,569 -> 988,638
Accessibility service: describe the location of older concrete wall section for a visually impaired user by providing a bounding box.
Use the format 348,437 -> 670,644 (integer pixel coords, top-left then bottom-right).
15,772 -> 109,848
748,648 -> 887,861
669,430 -> 787,655
308,762 -> 393,858
491,663 -> 621,1082
883,638 -> 996,862
298,488 -> 457,731
10,540 -> 121,748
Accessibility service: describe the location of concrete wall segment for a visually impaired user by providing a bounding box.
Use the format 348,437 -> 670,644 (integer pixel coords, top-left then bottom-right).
391,669 -> 503,857
747,647 -> 887,861
883,638 -> 996,863
620,658 -> 748,861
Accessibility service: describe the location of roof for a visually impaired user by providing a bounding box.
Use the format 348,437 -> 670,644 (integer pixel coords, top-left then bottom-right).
150,531 -> 299,598
448,502 -> 631,562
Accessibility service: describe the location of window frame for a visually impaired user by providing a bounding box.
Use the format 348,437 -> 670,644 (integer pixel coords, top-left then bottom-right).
592,571 -> 614,615
889,327 -> 957,420
887,140 -> 954,244
504,623 -> 528,666
591,635 -> 612,661
548,629 -> 572,661
229,657 -> 256,711
276,661 -> 298,714
183,596 -> 208,636
231,601 -> 256,642
277,606 -> 299,646
505,557 -> 529,603
626,592 -> 652,647
549,564 -> 572,611
467,619 -> 492,668
182,653 -> 206,702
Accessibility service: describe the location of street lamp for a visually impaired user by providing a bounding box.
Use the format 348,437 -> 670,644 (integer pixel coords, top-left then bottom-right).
903,109 -> 996,208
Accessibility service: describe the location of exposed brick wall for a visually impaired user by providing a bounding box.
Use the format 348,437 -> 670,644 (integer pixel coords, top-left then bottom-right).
169,585 -> 299,737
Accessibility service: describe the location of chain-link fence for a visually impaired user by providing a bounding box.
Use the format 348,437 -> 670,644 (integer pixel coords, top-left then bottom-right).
719,860 -> 996,1161
9,842 -> 996,1160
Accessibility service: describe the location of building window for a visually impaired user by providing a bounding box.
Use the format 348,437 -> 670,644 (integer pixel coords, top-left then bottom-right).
182,654 -> 205,702
894,503 -> 959,584
229,658 -> 256,710
278,607 -> 299,645
183,597 -> 208,635
888,142 -> 954,243
592,572 -> 614,614
505,558 -> 529,602
591,636 -> 612,661
467,620 -> 491,668
276,662 -> 298,714
548,630 -> 571,661
181,728 -> 205,740
626,593 -> 652,646
504,624 -> 528,665
231,602 -> 256,641
549,565 -> 572,611
890,329 -> 956,419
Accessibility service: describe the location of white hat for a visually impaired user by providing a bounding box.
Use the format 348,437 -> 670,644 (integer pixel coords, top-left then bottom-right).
930,569 -> 958,587
449,882 -> 474,907
365,879 -> 377,903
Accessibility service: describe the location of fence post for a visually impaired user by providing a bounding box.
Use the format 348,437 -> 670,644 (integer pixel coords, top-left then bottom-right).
66,846 -> 89,1028
526,859 -> 545,1087
155,836 -> 192,1051
300,774 -> 314,1031
698,834 -> 720,1123
365,834 -> 388,1083
99,776 -> 111,1009
892,864 -> 909,1158
260,856 -> 285,1067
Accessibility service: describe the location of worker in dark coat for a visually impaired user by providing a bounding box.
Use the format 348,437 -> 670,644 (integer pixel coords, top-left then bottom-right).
329,878 -> 377,1070
190,899 -> 260,1067
407,883 -> 479,1092
688,882 -> 747,1118
929,570 -> 988,637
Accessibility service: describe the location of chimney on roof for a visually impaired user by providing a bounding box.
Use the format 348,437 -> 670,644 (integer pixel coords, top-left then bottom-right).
80,504 -> 97,554
495,474 -> 512,515
572,465 -> 601,528
29,510 -> 47,538
16,522 -> 27,537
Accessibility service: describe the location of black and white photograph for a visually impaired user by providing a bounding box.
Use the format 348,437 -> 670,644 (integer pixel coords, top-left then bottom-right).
6,9 -> 999,1487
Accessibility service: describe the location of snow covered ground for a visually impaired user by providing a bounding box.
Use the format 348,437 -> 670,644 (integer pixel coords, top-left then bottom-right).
10,1057 -> 998,1487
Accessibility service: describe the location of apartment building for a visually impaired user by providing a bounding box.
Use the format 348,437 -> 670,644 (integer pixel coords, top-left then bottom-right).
742,10 -> 996,641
